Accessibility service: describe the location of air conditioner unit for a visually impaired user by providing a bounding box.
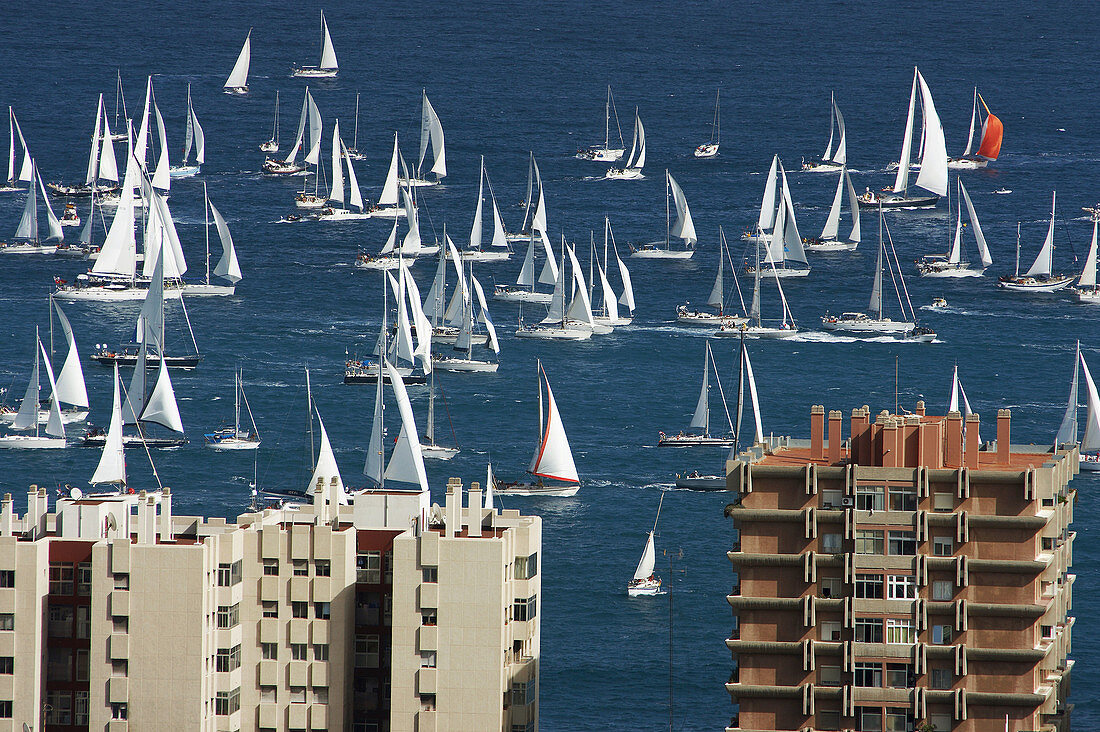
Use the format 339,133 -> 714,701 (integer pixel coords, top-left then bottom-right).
841,497 -> 854,507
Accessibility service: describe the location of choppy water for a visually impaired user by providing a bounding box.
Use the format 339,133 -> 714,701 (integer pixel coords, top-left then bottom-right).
1,2 -> 1099,729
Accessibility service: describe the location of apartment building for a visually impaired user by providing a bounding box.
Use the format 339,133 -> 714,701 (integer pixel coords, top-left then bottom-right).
0,475 -> 540,732
725,404 -> 1076,732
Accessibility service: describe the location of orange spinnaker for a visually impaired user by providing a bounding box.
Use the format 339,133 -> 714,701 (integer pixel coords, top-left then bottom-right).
977,113 -> 1003,160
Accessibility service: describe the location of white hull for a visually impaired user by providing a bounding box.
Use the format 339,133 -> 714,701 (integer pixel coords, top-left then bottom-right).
947,157 -> 989,170
262,160 -> 306,175
740,231 -> 770,243
676,308 -> 747,326
630,247 -> 694,260
658,434 -> 735,447
742,266 -> 811,279
714,324 -> 799,339
182,283 -> 236,296
54,285 -> 183,302
0,409 -> 88,426
1,243 -> 57,255
514,326 -> 592,341
224,86 -> 249,96
355,256 -> 404,271
169,165 -> 200,178
398,176 -> 440,188
675,474 -> 726,490
1075,288 -> 1100,303
997,276 -> 1074,293
206,439 -> 260,451
821,315 -> 913,334
368,206 -> 406,219
460,250 -> 511,262
918,266 -> 985,278
291,66 -> 338,78
259,141 -> 278,153
504,231 -> 531,243
295,195 -> 326,210
60,218 -> 80,228
432,356 -> 498,373
421,443 -> 459,460
804,239 -> 858,252
801,161 -> 842,173
494,482 -> 580,497
694,143 -> 719,158
431,329 -> 488,347
603,168 -> 644,181
627,579 -> 663,596
494,287 -> 552,304
577,148 -> 625,162
594,315 -> 633,327
0,436 -> 67,449
1080,456 -> 1100,471
317,208 -> 370,221
577,321 -> 613,335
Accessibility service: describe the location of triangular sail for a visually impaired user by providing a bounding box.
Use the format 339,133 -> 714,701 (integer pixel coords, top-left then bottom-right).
12,339 -> 40,432
631,112 -> 646,169
382,360 -> 429,491
633,533 -> 656,582
190,100 -> 205,165
516,235 -> 536,287
284,89 -> 309,165
209,200 -> 242,283
342,143 -> 363,211
527,365 -> 579,484
707,244 -> 725,308
224,30 -> 251,89
319,10 -> 338,70
1080,219 -> 1098,288
822,93 -> 835,161
596,258 -> 619,321
470,276 -> 500,354
958,180 -> 991,267
386,272 -> 415,366
379,218 -> 399,255
565,245 -> 595,326
309,408 -> 348,505
832,101 -> 847,165
364,352 -> 385,484
743,345 -> 764,445
378,134 -> 400,206
757,156 -> 778,231
417,91 -> 446,178
38,342 -> 64,439
845,169 -> 862,244
892,68 -> 919,194
98,111 -> 118,182
329,120 -> 345,203
779,167 -> 806,265
487,175 -> 508,248
667,172 -> 697,246
400,188 -> 421,255
615,248 -> 635,313
53,301 -> 89,409
531,157 -> 547,234
976,93 -> 1003,160
963,88 -> 977,157
1056,344 -> 1081,446
1025,191 -> 1056,278
121,344 -> 147,426
86,96 -> 104,186
914,70 -> 949,197
869,237 -> 884,316
305,94 -> 322,166
140,357 -> 184,433
423,249 -> 446,321
469,157 -> 485,249
151,101 -> 171,191
538,230 -> 558,285
1080,355 -> 1100,453
90,364 -> 126,486
689,344 -> 710,432
93,126 -> 138,277
820,169 -> 845,241
947,197 -> 963,265
14,160 -> 37,240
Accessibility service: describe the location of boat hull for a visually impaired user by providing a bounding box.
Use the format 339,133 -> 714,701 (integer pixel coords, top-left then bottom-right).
821,316 -> 913,334
603,168 -> 644,181
54,285 -> 183,302
262,159 -> 307,175
741,266 -> 811,278
658,434 -> 735,447
368,206 -> 406,219
317,208 -> 370,221
577,147 -> 625,162
460,250 -> 511,262
494,481 -> 579,497
947,157 -> 989,170
998,276 -> 1074,292
204,438 -> 260,451
291,66 -> 338,78
182,283 -> 236,296
259,141 -> 279,153
81,434 -> 187,448
0,408 -> 88,426
91,352 -> 202,370
431,357 -> 498,373
676,310 -> 747,326
169,165 -> 200,179
514,326 -> 592,341
714,324 -> 799,339
421,444 -> 459,460
1076,288 -> 1100,303
627,578 -> 663,596
0,436 -> 67,449
630,247 -> 693,260
694,143 -> 719,158
857,193 -> 940,210
343,363 -> 426,385
801,161 -> 843,173
917,263 -> 985,278
493,287 -> 552,304
398,177 -> 440,188
804,239 -> 858,252
674,474 -> 727,490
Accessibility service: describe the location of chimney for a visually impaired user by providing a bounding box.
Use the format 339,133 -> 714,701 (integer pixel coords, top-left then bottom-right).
880,415 -> 899,467
945,412 -> 963,467
329,476 -> 340,520
1,494 -> 12,537
997,409 -> 1012,466
810,405 -> 826,460
313,478 -> 327,523
136,491 -> 150,545
964,414 -> 981,468
915,400 -> 926,417
26,487 -> 38,537
827,410 -> 843,464
445,477 -> 461,538
468,482 -> 483,538
159,487 -> 173,543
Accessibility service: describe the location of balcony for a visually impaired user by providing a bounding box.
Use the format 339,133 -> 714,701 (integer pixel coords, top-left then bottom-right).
108,633 -> 129,660
109,591 -> 129,616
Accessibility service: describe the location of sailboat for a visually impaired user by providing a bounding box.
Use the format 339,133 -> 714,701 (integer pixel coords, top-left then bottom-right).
361,358 -> 430,493
515,239 -> 593,341
420,370 -> 458,460
631,171 -> 696,259
998,191 -> 1074,292
462,156 -> 511,261
169,84 -> 205,178
48,95 -> 120,197
802,93 -> 846,172
204,370 -> 260,450
346,92 -> 367,160
577,86 -> 626,161
947,88 -> 1003,169
292,10 -> 339,78
180,184 -> 243,296
678,227 -> 747,325
627,493 -> 665,596
804,166 -> 861,252
2,107 -> 33,192
822,206 -> 934,340
860,67 -> 947,209
1,304 -> 90,427
716,226 -> 797,339
427,235 -> 489,345
494,361 -> 580,497
109,73 -> 129,142
947,366 -> 980,442
293,90 -> 326,209
0,161 -> 63,254
88,364 -> 126,487
368,133 -> 405,218
260,91 -> 280,152
0,329 -> 66,449
694,89 -> 720,158
741,161 -> 810,277
741,155 -> 779,244
917,178 -> 992,277
262,87 -> 314,175
658,342 -> 735,447
495,232 -> 553,304
317,119 -> 368,220
401,91 -> 446,187
590,220 -> 635,328
355,187 -> 428,269
507,152 -> 546,242
224,29 -> 252,94
433,259 -> 501,372
603,108 -> 645,180
1074,207 -> 1100,303
1057,343 -> 1100,471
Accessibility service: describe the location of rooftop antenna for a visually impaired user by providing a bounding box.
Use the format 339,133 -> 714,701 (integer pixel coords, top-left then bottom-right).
894,355 -> 900,415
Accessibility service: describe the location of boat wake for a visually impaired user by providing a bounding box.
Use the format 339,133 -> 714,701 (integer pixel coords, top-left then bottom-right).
618,324 -> 714,337
789,331 -> 939,345
918,304 -> 972,315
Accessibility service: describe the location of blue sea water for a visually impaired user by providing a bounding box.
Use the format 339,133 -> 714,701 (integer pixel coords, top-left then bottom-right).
2,1 -> 1100,729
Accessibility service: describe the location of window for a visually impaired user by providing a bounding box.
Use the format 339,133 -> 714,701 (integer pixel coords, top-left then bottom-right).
111,659 -> 127,677
47,647 -> 72,681
261,642 -> 278,660
420,651 -> 437,668
857,706 -> 882,732
75,649 -> 89,681
819,665 -> 842,686
0,700 -> 10,719
217,560 -> 243,587
357,551 -> 382,584
931,668 -> 952,689
822,533 -> 843,553
263,558 -> 279,576
48,605 -> 73,637
260,686 -> 276,703
934,492 -> 954,512
887,575 -> 916,600
314,644 -> 329,661
511,681 -> 536,706
854,662 -> 882,687
933,580 -> 954,601
422,566 -> 438,583
856,484 -> 884,511
513,595 -> 537,622
932,624 -> 953,645
0,570 -> 13,588
421,610 -> 437,626
45,690 -> 72,724
289,687 -> 306,703
888,531 -> 917,556
314,601 -> 331,620
215,687 -> 241,715
356,636 -> 380,667
889,487 -> 918,512
74,691 -> 88,725
933,536 -> 954,557
515,552 -> 538,580
1042,624 -> 1055,639
77,563 -> 92,595
216,604 -> 240,629
76,606 -> 90,639
855,530 -> 884,555
313,687 -> 329,704
293,560 -> 309,577
262,601 -> 278,618
818,710 -> 842,731
291,601 -> 308,619
886,618 -> 915,644
112,617 -> 128,633
886,663 -> 911,688
855,573 -> 884,599
113,573 -> 129,590
0,614 -> 13,631
384,550 -> 394,584
511,724 -> 536,732
820,577 -> 842,598
822,490 -> 843,508
291,644 -> 308,661
216,644 -> 242,672
854,618 -> 883,643
111,702 -> 128,720
420,693 -> 436,711
315,560 -> 330,577
885,707 -> 911,732
50,563 -> 75,595
820,621 -> 842,642
0,657 -> 10,674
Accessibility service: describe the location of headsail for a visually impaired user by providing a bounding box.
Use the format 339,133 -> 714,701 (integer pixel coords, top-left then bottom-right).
90,364 -> 126,486
224,30 -> 251,90
527,363 -> 579,484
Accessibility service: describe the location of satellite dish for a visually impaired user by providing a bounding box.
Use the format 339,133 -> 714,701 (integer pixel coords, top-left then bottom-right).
70,487 -> 83,500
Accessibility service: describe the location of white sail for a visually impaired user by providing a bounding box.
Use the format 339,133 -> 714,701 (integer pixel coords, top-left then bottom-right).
209,200 -> 242,283
121,344 -> 147,426
517,235 -> 536,287
469,157 -> 485,249
401,188 -> 422,254
779,166 -> 806,264
743,344 -> 764,445
1080,354 -> 1100,453
707,245 -> 725,308
484,462 -> 495,509
379,218 -> 399,255
190,99 -> 205,165
52,301 -> 89,409
329,120 -> 344,203
538,230 -> 558,285
543,253 -> 566,324
309,408 -> 348,505
527,365 -> 579,483
914,70 -> 949,197
144,187 -> 188,279
90,364 -> 126,486
488,176 -> 508,248
224,30 -> 251,89
597,258 -> 620,321
633,532 -> 656,581
821,169 -> 845,241
1057,344 -> 1081,446
134,77 -> 152,170
86,96 -> 104,186
364,355 -> 385,484
565,245 -> 595,326
765,193 -> 787,265
615,249 -> 636,313
423,249 -> 446,321
319,10 -> 338,71
38,341 -> 64,439
305,94 -> 322,166
98,110 -> 118,182
386,272 -> 416,365
690,344 -> 710,431
12,340 -> 40,431
418,91 -> 446,178
869,238 -> 884,316
151,101 -> 171,191
963,88 -> 977,157
628,111 -> 646,169
947,203 -> 964,264
531,157 -> 547,234
1025,191 -> 1056,279
822,93 -> 835,161
667,172 -> 697,246
14,161 -> 37,240
757,155 -> 778,231
379,133 -> 399,206
140,357 -> 184,433
1081,219 -> 1098,288
400,263 -> 433,371
959,181 -> 991,267
845,168 -> 861,244
832,101 -> 847,165
443,237 -> 469,325
892,68 -> 918,194
382,360 -> 429,492
7,109 -> 14,185
137,246 -> 164,348
471,275 -> 500,354
343,142 -> 363,211
93,126 -> 138,277
36,168 -> 64,242
284,89 -> 310,165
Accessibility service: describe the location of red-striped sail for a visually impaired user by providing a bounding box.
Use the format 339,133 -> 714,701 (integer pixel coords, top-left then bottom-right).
977,94 -> 1003,160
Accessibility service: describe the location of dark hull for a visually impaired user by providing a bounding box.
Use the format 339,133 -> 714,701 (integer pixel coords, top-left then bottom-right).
856,194 -> 939,210
344,372 -> 427,385
91,353 -> 202,369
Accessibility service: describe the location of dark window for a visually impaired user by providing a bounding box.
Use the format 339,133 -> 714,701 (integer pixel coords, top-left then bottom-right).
214,688 -> 241,715
888,531 -> 917,556
854,573 -> 884,599
217,560 -> 243,587
291,601 -> 308,619
216,645 -> 242,672
216,604 -> 240,629
314,602 -> 330,620
513,596 -> 537,622
315,560 -> 331,577
263,559 -> 279,576
0,657 -> 11,674
0,700 -> 10,718
0,570 -> 13,588
291,643 -> 308,661
854,618 -> 884,643
854,662 -> 882,687
293,560 -> 309,577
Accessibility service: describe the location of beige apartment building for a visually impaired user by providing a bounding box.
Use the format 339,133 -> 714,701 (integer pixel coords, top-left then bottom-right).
725,404 -> 1075,732
0,476 -> 539,732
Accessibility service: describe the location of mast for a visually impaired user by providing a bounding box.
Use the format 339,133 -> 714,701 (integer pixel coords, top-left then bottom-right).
665,170 -> 671,251
427,368 -> 436,445
204,181 -> 210,284
734,332 -> 746,455
234,369 -> 242,436
353,92 -> 360,151
605,85 -> 611,151
273,91 -> 280,145
1014,223 -> 1021,277
306,368 -> 315,467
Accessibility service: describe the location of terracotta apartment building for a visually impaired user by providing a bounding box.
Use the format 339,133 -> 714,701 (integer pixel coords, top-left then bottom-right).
725,403 -> 1075,732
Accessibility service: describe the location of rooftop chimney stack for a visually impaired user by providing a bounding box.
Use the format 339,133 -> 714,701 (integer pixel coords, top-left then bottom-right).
945,411 -> 964,467
964,414 -> 981,467
1,494 -> 12,538
445,477 -> 461,538
468,481 -> 483,538
159,487 -> 173,543
827,410 -> 843,464
136,491 -> 150,545
997,409 -> 1012,466
915,400 -> 926,417
810,405 -> 826,460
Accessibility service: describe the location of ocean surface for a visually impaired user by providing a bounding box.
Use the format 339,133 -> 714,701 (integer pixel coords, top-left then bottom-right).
2,2 -> 1099,729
